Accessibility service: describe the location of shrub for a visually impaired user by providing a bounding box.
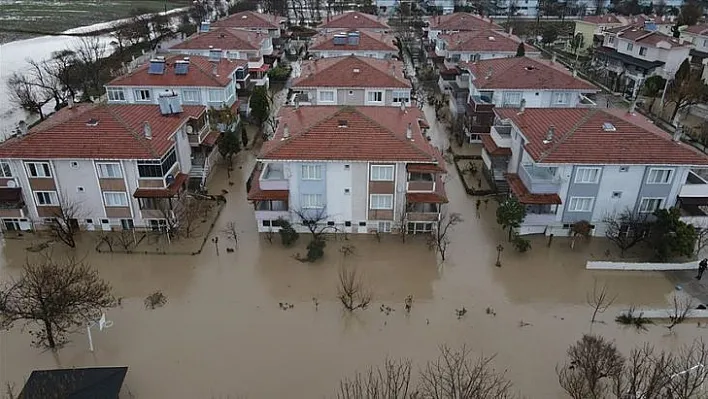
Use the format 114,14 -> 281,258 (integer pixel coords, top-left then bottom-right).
512,234 -> 531,252
306,238 -> 326,261
268,65 -> 292,81
278,219 -> 299,247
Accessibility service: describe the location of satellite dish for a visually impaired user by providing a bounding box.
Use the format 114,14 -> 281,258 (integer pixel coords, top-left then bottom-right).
6,180 -> 16,188
186,125 -> 194,134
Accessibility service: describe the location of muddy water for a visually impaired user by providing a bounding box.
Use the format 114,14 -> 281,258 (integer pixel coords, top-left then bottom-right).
0,151 -> 704,398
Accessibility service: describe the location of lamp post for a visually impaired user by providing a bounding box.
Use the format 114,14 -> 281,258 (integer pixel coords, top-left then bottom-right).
495,244 -> 504,267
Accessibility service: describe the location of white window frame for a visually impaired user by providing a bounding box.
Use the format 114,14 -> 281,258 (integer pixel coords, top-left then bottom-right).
608,36 -> 615,44
25,162 -> 51,178
318,90 -> 335,103
34,191 -> 59,206
182,89 -> 200,103
366,90 -> 384,104
575,167 -> 601,184
207,89 -> 224,103
107,87 -> 126,101
134,89 -> 151,102
301,164 -> 323,180
377,221 -> 392,233
301,194 -> 324,209
568,196 -> 594,212
96,162 -> 122,178
639,197 -> 664,213
103,192 -> 129,207
392,90 -> 410,104
370,165 -> 394,181
0,161 -> 12,178
626,42 -> 634,51
503,91 -> 522,106
370,194 -> 393,210
639,46 -> 647,56
552,92 -> 571,105
646,168 -> 673,184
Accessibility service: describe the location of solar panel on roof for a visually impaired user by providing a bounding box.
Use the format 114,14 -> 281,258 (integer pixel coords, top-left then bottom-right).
174,62 -> 189,75
148,61 -> 165,75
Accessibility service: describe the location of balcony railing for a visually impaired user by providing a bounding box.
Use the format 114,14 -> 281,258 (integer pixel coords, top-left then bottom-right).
407,203 -> 440,222
519,164 -> 561,194
259,163 -> 289,190
187,123 -> 210,145
680,170 -> 708,198
490,125 -> 512,148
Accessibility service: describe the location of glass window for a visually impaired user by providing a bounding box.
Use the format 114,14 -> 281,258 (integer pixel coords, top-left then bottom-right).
107,88 -> 126,101
301,164 -> 323,180
301,194 -> 324,209
182,89 -> 200,103
553,92 -> 571,105
408,172 -> 434,181
137,148 -> 176,178
639,197 -> 664,213
626,43 -> 634,51
392,90 -> 410,104
575,167 -> 601,184
377,221 -> 392,232
639,47 -> 647,56
367,91 -> 383,103
0,161 -> 11,177
503,92 -> 522,106
208,89 -> 224,103
318,90 -> 335,102
568,197 -> 594,212
371,165 -> 394,181
96,162 -> 122,178
35,191 -> 58,206
134,89 -> 151,101
370,194 -> 393,209
104,192 -> 129,207
646,168 -> 672,184
25,162 -> 51,178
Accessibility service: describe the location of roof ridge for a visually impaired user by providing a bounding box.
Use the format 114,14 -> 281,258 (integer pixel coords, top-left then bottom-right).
106,105 -> 160,158
353,108 -> 436,162
260,108 -> 342,157
188,58 -> 225,86
538,108 -> 599,162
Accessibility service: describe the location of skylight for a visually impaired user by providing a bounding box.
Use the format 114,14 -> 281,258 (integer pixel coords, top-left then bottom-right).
602,122 -> 616,132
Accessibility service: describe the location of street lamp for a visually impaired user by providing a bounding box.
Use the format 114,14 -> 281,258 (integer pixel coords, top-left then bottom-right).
495,244 -> 504,267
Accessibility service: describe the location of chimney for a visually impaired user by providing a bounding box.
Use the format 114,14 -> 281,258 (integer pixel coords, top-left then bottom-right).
628,101 -> 636,114
673,124 -> 683,142
400,100 -> 406,113
543,125 -> 555,144
551,53 -> 557,64
212,64 -> 218,76
68,96 -> 74,108
508,26 -> 513,36
143,121 -> 152,139
485,67 -> 492,79
18,120 -> 27,136
282,123 -> 290,140
518,98 -> 526,114
406,123 -> 412,140
572,69 -> 578,77
294,97 -> 300,110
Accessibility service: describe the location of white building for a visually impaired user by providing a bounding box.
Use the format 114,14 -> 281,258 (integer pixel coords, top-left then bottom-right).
308,30 -> 399,59
317,11 -> 390,32
425,12 -> 502,44
482,107 -> 708,236
0,103 -> 213,232
211,11 -> 286,38
435,29 -> 540,63
683,23 -> 708,72
290,55 -> 412,106
247,106 -> 447,234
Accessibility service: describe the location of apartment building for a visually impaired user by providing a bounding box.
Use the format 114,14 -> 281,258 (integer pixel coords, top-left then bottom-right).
318,11 -> 390,32
425,12 -> 502,43
211,11 -> 286,38
434,29 -> 540,63
290,56 -> 412,106
247,106 -> 447,234
482,107 -> 708,236
572,14 -> 624,53
0,103 -> 211,232
167,28 -> 274,87
308,30 -> 399,59
683,24 -> 708,64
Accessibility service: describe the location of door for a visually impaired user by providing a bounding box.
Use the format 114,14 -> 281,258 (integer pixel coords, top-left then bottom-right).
121,219 -> 134,230
100,219 -> 111,231
3,219 -> 19,231
357,221 -> 367,234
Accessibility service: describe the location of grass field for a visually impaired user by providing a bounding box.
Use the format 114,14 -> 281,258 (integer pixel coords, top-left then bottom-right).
0,0 -> 190,43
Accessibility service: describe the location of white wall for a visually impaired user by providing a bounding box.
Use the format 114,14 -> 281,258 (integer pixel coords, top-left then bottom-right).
488,89 -> 589,108
107,85 -> 235,108
312,50 -> 393,59
174,125 -> 192,175
326,162 -> 352,223
592,165 -> 644,220
350,162 -> 367,224
53,160 -> 107,223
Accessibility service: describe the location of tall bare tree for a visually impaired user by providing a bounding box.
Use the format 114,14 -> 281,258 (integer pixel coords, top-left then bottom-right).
603,209 -> 649,257
49,194 -> 85,248
428,210 -> 463,261
6,72 -> 46,119
337,358 -> 413,399
337,263 -> 371,311
586,280 -> 617,324
0,257 -> 117,349
557,334 -> 624,399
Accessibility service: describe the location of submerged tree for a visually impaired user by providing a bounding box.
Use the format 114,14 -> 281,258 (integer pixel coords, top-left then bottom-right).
49,194 -> 85,248
496,197 -> 526,241
602,209 -> 649,257
428,210 -> 463,261
666,59 -> 708,123
337,263 -> 372,312
650,207 -> 697,261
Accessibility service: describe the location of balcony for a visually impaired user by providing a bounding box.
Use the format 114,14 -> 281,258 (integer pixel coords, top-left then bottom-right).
187,122 -> 210,145
523,204 -> 559,226
490,124 -> 512,148
468,95 -> 494,113
247,163 -> 290,203
407,203 -> 441,222
259,163 -> 288,190
0,187 -> 26,218
255,199 -> 290,221
518,164 -> 561,194
679,169 -> 708,198
407,172 -> 436,192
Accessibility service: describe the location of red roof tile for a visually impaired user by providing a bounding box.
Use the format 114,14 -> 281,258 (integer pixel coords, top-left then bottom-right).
310,30 -> 398,52
202,130 -> 220,146
319,11 -> 389,30
170,28 -> 267,51
407,163 -> 445,173
608,25 -> 689,48
494,108 -> 708,165
293,56 -> 410,89
427,13 -> 502,31
480,134 -> 511,156
684,23 -> 708,36
259,106 -> 443,163
107,55 -> 246,88
581,14 -> 622,24
459,57 -> 597,91
246,166 -> 289,201
0,104 -> 205,159
134,173 -> 188,198
212,11 -> 285,29
439,30 -> 538,53
505,173 -> 562,204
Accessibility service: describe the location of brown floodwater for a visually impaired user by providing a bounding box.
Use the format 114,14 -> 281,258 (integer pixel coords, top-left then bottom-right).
1,149 -> 705,398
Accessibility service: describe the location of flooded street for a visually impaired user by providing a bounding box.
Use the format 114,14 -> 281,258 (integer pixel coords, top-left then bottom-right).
1,143 -> 703,397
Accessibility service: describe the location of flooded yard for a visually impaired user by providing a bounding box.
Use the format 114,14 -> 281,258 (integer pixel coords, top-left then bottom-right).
0,151 -> 705,398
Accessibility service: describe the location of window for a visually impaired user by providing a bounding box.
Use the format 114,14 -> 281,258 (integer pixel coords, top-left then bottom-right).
106,88 -> 125,101
149,219 -> 168,232
553,92 -> 571,105
371,165 -> 394,181
208,89 -> 224,103
121,219 -> 134,230
611,191 -> 622,198
35,191 -> 58,206
318,90 -> 335,103
626,43 -> 634,51
345,221 -> 352,227
0,161 -> 11,178
137,148 -> 176,178
25,162 -> 51,178
139,198 -> 160,210
103,192 -> 128,207
327,221 -> 335,226
370,194 -> 393,209
639,47 -> 647,56
359,221 -> 367,227
503,92 -> 522,106
182,89 -> 200,103
301,164 -> 323,180
575,167 -> 601,184
134,89 -> 151,101
96,162 -> 122,178
392,90 -> 410,104
377,221 -> 392,233
409,172 -> 433,181
646,168 -> 673,184
367,91 -> 383,103
568,197 -> 594,212
301,194 -> 324,209
639,197 -> 664,213
608,36 -> 615,44
408,222 -> 434,233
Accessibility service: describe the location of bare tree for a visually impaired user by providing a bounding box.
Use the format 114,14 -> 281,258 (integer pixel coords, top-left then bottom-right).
396,206 -> 408,243
26,58 -> 64,111
6,72 -> 46,119
586,280 -> 617,324
427,210 -> 463,261
292,206 -> 335,240
46,49 -> 79,100
419,345 -> 515,399
72,37 -> 107,95
666,293 -> 694,333
570,220 -> 592,250
116,230 -> 136,252
175,197 -> 212,238
557,334 -> 624,399
337,358 -> 413,399
0,257 -> 116,349
222,221 -> 239,242
664,339 -> 708,398
337,263 -> 372,311
49,194 -> 84,248
603,209 -> 649,257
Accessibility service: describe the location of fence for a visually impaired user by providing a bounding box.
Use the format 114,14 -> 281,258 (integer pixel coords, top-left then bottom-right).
586,260 -> 697,271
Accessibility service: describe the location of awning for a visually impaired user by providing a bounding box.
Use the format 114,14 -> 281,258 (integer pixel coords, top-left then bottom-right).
249,64 -> 271,73
407,192 -> 448,203
481,134 -> 511,157
678,196 -> 708,206
594,47 -> 665,70
133,173 -> 188,198
407,163 -> 445,173
202,130 -> 221,147
247,166 -> 289,201
505,173 -> 562,205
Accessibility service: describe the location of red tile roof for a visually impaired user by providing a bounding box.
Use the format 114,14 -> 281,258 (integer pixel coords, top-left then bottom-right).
494,108 -> 708,165
427,13 -> 502,31
259,106 -> 443,164
246,166 -> 289,201
107,55 -> 246,88
459,57 -> 597,91
439,30 -> 538,54
212,11 -> 285,29
310,30 -> 398,52
0,104 -> 205,159
170,28 -> 267,51
581,14 -> 622,24
133,173 -> 188,198
407,174 -> 448,203
608,25 -> 689,48
481,134 -> 511,156
407,163 -> 445,173
202,130 -> 221,146
685,23 -> 708,35
292,56 -> 410,89
505,173 -> 562,204
319,11 -> 389,30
